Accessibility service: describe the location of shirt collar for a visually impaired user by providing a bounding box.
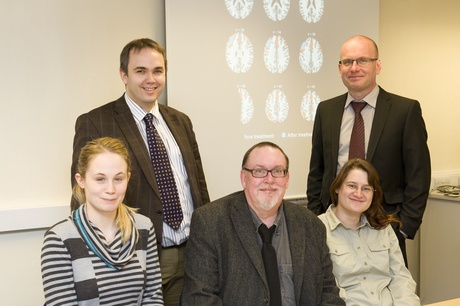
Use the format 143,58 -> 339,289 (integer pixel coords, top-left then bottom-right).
345,85 -> 380,109
124,92 -> 160,121
325,204 -> 370,231
249,202 -> 284,232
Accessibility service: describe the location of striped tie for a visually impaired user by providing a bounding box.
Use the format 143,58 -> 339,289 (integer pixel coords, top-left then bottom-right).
144,113 -> 183,230
348,101 -> 367,160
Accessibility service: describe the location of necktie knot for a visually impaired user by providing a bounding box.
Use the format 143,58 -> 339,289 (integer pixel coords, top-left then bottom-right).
144,113 -> 154,124
258,224 -> 276,244
351,101 -> 367,113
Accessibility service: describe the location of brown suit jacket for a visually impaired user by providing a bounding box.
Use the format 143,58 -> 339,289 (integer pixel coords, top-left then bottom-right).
71,95 -> 210,245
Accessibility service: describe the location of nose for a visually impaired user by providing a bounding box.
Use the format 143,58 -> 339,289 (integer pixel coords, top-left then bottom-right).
264,172 -> 276,183
145,72 -> 156,83
350,60 -> 360,71
106,182 -> 116,194
352,188 -> 364,197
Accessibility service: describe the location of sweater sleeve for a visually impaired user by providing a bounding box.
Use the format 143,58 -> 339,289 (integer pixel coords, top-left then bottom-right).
41,230 -> 78,306
140,222 -> 164,305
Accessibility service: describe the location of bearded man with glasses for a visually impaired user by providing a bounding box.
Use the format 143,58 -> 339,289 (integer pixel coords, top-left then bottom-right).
182,141 -> 344,306
307,35 -> 431,266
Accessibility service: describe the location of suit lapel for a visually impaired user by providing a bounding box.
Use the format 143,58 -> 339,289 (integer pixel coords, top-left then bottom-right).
367,87 -> 392,161
330,95 -> 347,171
230,194 -> 267,286
159,105 -> 200,204
159,105 -> 192,167
113,98 -> 160,197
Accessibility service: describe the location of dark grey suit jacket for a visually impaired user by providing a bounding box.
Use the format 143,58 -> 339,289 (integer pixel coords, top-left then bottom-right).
182,191 -> 344,306
307,87 -> 431,239
71,95 -> 210,245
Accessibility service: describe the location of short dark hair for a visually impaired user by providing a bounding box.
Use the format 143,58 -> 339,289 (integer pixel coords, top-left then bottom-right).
119,38 -> 167,75
241,141 -> 289,170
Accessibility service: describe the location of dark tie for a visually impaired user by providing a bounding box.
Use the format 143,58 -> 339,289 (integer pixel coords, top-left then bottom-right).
143,113 -> 183,229
348,101 -> 368,159
258,224 -> 282,306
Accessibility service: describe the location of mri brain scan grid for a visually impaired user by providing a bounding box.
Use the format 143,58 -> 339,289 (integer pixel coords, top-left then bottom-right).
225,0 -> 325,124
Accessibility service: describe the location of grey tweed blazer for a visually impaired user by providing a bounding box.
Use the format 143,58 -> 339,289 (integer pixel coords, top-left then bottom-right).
182,191 -> 344,306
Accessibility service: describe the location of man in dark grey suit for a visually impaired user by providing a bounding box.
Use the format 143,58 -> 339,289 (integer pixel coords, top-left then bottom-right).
71,38 -> 210,306
182,142 -> 344,306
307,35 -> 431,265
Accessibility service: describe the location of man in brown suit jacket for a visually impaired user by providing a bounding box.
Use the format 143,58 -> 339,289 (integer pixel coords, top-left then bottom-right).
71,38 -> 210,306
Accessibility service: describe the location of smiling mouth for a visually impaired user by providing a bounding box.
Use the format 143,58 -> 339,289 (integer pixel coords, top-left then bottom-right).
103,198 -> 117,202
260,187 -> 278,193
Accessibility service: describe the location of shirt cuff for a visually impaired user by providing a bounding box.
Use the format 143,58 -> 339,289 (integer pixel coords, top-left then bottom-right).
399,230 -> 408,239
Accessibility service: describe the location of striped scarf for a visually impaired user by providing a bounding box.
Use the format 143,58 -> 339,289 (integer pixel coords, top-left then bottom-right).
72,204 -> 139,270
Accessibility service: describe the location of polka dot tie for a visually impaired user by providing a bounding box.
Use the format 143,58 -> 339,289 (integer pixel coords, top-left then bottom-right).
349,101 -> 368,160
144,113 -> 183,230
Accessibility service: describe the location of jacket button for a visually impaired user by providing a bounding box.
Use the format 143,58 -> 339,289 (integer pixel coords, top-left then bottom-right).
156,210 -> 162,215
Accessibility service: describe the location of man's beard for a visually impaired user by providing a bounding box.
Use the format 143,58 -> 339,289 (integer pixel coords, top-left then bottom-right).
257,194 -> 280,211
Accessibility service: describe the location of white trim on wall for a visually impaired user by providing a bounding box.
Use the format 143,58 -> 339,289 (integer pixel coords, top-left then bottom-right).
0,205 -> 69,233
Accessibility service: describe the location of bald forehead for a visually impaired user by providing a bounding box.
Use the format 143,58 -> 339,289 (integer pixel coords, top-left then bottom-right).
341,36 -> 378,57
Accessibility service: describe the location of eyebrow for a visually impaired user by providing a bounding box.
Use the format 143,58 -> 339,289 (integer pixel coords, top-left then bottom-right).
134,65 -> 164,70
345,181 -> 371,186
252,164 -> 286,168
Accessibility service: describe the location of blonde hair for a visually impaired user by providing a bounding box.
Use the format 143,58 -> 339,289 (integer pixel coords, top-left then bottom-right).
73,137 -> 138,243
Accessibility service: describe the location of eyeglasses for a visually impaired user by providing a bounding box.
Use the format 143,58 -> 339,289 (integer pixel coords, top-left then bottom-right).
243,167 -> 288,178
344,183 -> 375,194
339,58 -> 378,67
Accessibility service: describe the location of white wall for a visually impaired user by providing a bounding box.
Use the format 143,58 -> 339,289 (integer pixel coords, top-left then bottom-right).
0,0 -> 165,304
0,0 -> 165,212
380,0 -> 460,301
379,0 -> 460,172
0,230 -> 45,305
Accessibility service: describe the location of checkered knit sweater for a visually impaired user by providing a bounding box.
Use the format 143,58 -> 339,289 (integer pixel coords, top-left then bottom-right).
41,212 -> 163,305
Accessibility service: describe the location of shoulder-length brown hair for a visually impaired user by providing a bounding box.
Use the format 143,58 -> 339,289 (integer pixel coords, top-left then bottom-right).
330,158 -> 401,229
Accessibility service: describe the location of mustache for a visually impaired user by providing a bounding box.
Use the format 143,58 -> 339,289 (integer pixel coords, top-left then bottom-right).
257,185 -> 278,191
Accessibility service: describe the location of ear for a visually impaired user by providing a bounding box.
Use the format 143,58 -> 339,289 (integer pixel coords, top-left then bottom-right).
240,169 -> 247,189
127,171 -> 131,181
75,173 -> 85,189
120,69 -> 128,85
376,58 -> 382,75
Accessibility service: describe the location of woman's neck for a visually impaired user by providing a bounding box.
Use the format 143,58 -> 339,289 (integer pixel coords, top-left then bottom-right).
333,206 -> 361,230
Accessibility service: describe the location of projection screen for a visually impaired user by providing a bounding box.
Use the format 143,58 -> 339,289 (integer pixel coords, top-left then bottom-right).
165,0 -> 379,201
